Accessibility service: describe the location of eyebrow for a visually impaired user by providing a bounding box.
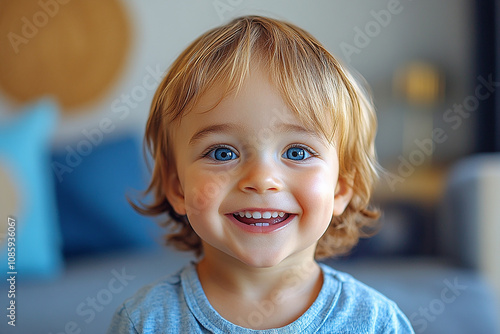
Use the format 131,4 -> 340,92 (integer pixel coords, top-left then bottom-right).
188,122 -> 320,145
189,123 -> 245,145
276,123 -> 319,137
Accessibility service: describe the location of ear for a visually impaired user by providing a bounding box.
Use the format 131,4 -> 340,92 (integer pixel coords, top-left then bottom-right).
163,166 -> 187,216
333,176 -> 354,216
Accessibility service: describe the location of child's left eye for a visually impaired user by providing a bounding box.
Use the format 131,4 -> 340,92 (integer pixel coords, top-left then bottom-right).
282,146 -> 313,161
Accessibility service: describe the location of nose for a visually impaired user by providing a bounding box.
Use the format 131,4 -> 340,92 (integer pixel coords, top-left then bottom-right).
238,158 -> 283,194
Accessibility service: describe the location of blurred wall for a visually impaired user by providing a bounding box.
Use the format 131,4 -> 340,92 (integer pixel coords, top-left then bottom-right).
0,0 -> 475,166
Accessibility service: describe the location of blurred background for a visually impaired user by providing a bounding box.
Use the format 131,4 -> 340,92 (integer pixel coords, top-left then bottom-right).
0,0 -> 499,333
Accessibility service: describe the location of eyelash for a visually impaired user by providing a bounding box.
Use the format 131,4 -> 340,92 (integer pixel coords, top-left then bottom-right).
283,144 -> 319,159
201,144 -> 238,159
200,143 -> 318,160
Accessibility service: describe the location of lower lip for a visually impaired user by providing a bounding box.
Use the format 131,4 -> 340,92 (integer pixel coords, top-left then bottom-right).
226,214 -> 295,233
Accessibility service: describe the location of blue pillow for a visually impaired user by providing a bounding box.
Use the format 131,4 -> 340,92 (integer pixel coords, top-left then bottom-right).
0,99 -> 63,279
51,133 -> 161,257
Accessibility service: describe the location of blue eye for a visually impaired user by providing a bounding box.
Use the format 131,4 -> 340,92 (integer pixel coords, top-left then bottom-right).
283,146 -> 311,160
209,147 -> 238,161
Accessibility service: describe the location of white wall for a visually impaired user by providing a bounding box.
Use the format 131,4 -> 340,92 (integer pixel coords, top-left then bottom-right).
0,0 -> 475,161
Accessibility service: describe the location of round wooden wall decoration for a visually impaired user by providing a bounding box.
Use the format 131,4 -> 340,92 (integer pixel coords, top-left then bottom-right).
0,0 -> 132,113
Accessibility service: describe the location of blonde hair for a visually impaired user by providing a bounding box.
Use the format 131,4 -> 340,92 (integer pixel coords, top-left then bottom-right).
134,15 -> 380,259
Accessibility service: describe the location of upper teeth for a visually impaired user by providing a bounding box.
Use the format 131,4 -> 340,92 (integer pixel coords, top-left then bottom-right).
237,211 -> 286,219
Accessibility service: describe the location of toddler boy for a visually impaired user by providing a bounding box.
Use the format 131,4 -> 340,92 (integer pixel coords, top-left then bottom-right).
108,15 -> 414,333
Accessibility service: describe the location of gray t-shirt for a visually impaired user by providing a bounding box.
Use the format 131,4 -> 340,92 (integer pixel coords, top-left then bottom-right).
107,262 -> 414,333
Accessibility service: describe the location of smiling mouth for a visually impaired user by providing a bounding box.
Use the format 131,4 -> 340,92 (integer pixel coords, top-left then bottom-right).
232,211 -> 291,226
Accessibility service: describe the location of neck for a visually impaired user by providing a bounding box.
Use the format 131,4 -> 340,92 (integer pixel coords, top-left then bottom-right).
195,244 -> 323,329
196,243 -> 322,305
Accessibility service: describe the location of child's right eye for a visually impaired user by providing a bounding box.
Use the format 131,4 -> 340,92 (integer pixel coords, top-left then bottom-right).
205,146 -> 239,161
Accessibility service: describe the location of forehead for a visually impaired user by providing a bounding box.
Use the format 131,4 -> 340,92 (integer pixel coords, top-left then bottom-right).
175,67 -> 322,140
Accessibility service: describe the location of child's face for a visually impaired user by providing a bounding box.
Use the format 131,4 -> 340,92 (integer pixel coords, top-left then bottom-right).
165,65 -> 352,267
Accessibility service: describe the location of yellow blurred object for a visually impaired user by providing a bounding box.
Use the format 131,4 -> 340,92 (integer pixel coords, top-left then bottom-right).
394,61 -> 445,106
0,0 -> 132,112
375,165 -> 447,206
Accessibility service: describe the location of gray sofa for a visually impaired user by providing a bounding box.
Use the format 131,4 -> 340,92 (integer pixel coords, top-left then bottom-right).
2,154 -> 499,334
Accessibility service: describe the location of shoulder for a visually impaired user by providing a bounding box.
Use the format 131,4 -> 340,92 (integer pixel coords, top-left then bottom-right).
319,263 -> 414,333
321,263 -> 392,304
107,265 -> 189,334
124,268 -> 185,315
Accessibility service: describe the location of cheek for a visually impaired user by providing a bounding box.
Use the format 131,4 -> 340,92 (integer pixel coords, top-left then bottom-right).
182,168 -> 232,216
293,166 -> 336,221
